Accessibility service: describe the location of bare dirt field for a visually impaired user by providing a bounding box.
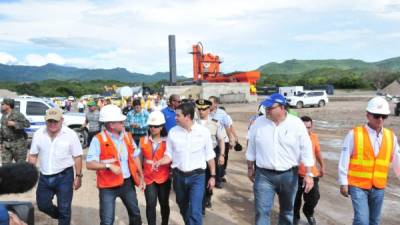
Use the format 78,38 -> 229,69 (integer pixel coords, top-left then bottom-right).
2,89 -> 400,225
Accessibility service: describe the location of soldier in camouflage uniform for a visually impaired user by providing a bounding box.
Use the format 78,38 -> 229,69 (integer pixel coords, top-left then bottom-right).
0,98 -> 30,164
195,99 -> 227,215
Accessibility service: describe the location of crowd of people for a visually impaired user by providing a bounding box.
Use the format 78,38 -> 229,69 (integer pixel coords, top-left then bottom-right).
1,92 -> 400,225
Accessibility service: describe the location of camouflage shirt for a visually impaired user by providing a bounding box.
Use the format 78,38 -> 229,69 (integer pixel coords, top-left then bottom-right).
0,110 -> 30,141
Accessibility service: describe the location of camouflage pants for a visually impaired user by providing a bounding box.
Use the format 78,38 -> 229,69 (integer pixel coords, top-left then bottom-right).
1,138 -> 28,164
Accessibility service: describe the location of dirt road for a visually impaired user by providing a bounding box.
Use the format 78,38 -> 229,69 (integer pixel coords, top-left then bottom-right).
2,90 -> 400,224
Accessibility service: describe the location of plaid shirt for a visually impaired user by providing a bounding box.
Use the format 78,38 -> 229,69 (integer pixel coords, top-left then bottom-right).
126,109 -> 149,135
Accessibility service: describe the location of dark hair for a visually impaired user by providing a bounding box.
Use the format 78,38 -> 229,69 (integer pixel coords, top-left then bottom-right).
176,102 -> 195,120
209,96 -> 219,104
132,99 -> 141,106
300,116 -> 313,123
147,125 -> 167,137
169,94 -> 179,103
219,106 -> 226,111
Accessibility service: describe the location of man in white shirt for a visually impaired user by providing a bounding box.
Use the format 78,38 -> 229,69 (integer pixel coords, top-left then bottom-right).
153,102 -> 216,225
246,93 -> 314,225
338,96 -> 400,225
28,108 -> 83,225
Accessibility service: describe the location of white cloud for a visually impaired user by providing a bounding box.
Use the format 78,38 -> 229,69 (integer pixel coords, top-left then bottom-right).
0,52 -> 17,64
293,29 -> 374,43
0,0 -> 400,74
24,53 -> 66,66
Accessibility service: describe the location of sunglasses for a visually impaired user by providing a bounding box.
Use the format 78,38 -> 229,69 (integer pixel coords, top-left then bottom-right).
371,113 -> 388,120
149,125 -> 163,128
197,107 -> 209,111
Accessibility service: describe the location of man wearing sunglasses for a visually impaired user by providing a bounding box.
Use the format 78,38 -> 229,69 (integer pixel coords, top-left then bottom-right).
338,96 -> 400,225
246,93 -> 315,225
195,99 -> 227,214
161,94 -> 181,134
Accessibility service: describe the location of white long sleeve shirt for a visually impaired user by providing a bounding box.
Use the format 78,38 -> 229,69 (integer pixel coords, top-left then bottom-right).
246,114 -> 314,171
165,123 -> 216,172
338,124 -> 400,185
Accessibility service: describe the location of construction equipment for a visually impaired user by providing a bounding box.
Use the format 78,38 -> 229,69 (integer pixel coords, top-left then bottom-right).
190,42 -> 260,94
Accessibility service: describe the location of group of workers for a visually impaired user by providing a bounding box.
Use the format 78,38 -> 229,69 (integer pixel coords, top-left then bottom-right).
1,91 -> 399,225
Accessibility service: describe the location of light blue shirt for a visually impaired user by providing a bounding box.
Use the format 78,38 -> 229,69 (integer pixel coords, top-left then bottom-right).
86,131 -> 141,179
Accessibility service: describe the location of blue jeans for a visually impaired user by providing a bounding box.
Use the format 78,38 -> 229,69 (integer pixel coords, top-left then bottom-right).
36,167 -> 74,225
0,204 -> 9,225
173,170 -> 205,225
254,167 -> 298,225
99,178 -> 142,225
349,186 -> 385,225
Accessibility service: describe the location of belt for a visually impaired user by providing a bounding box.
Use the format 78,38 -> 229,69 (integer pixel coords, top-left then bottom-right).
173,168 -> 205,177
133,134 -> 146,137
257,166 -> 298,174
41,167 -> 73,177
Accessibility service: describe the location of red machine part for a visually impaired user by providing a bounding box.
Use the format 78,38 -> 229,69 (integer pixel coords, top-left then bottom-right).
191,42 -> 260,94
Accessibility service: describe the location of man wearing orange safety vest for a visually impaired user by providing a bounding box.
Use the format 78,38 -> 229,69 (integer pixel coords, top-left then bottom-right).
294,116 -> 325,225
338,96 -> 400,225
86,104 -> 145,225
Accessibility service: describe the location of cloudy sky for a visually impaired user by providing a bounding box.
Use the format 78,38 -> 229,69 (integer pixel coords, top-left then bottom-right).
0,0 -> 400,76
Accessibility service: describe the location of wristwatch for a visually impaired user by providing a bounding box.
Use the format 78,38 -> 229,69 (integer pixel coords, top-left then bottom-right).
105,163 -> 111,169
306,172 -> 314,177
76,174 -> 83,178
210,174 -> 216,178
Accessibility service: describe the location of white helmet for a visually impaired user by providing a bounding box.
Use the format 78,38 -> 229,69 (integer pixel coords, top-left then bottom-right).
99,104 -> 126,122
147,110 -> 166,126
366,96 -> 390,115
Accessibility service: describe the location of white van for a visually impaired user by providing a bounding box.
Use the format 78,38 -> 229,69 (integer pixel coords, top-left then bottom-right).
0,97 -> 88,147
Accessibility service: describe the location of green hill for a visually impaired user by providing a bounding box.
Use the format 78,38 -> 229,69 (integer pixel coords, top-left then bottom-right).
257,58 -> 400,75
0,63 -> 183,83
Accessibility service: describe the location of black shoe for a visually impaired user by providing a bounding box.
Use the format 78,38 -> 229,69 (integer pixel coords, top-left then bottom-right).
306,216 -> 316,225
202,209 -> 205,216
205,200 -> 212,208
221,176 -> 227,183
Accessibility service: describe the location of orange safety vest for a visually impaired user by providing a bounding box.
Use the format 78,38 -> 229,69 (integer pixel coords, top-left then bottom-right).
348,126 -> 394,189
140,136 -> 170,185
299,132 -> 320,177
96,131 -> 140,188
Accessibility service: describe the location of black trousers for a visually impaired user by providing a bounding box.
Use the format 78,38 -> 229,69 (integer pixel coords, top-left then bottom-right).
294,176 -> 320,219
144,180 -> 171,225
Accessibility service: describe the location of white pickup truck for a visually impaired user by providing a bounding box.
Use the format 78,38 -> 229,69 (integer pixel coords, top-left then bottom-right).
0,96 -> 88,147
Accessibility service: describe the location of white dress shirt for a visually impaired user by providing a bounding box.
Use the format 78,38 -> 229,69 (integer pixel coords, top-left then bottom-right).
246,113 -> 314,171
30,126 -> 83,175
338,124 -> 400,185
165,123 -> 216,172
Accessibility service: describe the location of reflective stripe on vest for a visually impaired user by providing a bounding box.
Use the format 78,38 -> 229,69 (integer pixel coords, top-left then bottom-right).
348,126 -> 393,189
140,136 -> 170,185
96,131 -> 140,188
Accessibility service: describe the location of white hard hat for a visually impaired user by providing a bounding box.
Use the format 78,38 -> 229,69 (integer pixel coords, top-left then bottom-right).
99,104 -> 126,122
147,110 -> 166,126
366,96 -> 390,115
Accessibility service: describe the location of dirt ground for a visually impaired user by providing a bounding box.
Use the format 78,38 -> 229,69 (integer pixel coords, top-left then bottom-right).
2,89 -> 400,225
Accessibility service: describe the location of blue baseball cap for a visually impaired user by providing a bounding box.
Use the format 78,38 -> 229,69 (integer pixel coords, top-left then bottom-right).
261,93 -> 286,108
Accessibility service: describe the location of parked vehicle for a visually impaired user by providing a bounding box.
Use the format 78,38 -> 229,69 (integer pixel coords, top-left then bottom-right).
279,86 -> 304,97
286,90 -> 329,108
0,97 -> 88,147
